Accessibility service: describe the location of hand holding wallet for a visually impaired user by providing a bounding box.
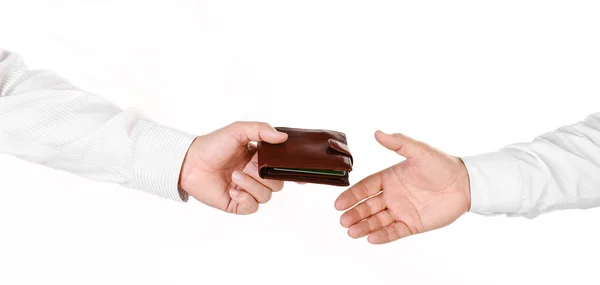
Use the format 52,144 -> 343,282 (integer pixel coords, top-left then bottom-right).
257,127 -> 353,186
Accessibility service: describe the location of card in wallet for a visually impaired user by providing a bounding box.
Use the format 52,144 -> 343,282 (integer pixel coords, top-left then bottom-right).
257,127 -> 353,186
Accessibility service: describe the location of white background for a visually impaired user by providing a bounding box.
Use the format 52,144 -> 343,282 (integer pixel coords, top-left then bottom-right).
1,1 -> 600,284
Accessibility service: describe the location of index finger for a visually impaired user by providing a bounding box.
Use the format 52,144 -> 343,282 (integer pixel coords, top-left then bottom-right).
334,172 -> 383,211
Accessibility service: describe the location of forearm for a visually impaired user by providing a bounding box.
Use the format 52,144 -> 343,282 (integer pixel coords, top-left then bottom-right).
0,49 -> 196,201
462,113 -> 600,218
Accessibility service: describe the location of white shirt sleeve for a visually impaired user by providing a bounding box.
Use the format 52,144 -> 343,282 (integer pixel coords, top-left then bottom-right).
462,113 -> 600,218
0,49 -> 197,202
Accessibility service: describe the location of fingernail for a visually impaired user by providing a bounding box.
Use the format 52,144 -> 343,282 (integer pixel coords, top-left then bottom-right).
232,171 -> 244,181
229,189 -> 240,197
247,162 -> 258,173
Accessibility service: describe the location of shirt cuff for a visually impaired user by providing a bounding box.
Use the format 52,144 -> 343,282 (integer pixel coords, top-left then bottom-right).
132,122 -> 197,202
461,151 -> 522,214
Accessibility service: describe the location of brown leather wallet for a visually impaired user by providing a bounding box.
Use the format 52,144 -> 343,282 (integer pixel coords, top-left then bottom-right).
257,127 -> 353,186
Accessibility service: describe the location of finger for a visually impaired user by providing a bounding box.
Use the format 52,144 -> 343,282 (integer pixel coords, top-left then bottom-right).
367,222 -> 413,244
335,172 -> 383,211
243,154 -> 284,192
340,194 -> 386,228
228,121 -> 288,144
232,170 -> 272,203
348,210 -> 394,239
229,189 -> 259,215
374,130 -> 428,158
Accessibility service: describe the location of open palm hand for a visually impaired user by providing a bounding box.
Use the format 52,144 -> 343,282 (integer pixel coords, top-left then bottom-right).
335,131 -> 471,244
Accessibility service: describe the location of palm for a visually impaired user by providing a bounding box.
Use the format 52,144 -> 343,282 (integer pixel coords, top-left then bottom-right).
382,149 -> 469,233
184,135 -> 253,209
179,122 -> 287,215
335,131 -> 470,244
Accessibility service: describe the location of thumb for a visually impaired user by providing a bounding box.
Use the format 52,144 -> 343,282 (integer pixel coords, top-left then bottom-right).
374,130 -> 427,158
228,121 -> 288,144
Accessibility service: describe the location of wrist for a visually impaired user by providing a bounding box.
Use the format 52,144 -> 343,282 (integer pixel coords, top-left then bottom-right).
458,157 -> 472,212
178,136 -> 201,197
178,146 -> 194,202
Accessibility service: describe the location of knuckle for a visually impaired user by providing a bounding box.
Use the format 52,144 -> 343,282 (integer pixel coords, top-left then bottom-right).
369,217 -> 381,231
352,209 -> 363,221
363,201 -> 372,216
387,227 -> 396,240
358,223 -> 369,236
256,121 -> 269,128
245,121 -> 261,129
231,121 -> 248,128
393,223 -> 405,237
377,197 -> 385,211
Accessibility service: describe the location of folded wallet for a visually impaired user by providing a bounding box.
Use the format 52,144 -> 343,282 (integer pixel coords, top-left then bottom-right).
257,127 -> 353,186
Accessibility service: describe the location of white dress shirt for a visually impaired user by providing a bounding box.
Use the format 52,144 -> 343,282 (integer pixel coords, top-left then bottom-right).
0,49 -> 197,202
463,114 -> 600,218
2,49 -> 600,217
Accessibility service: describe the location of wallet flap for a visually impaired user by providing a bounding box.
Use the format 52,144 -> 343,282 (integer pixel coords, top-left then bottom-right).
328,139 -> 353,164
